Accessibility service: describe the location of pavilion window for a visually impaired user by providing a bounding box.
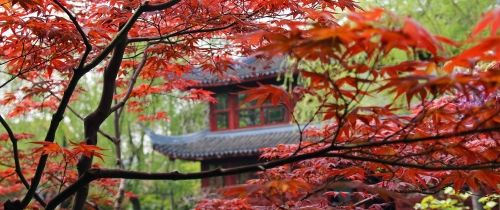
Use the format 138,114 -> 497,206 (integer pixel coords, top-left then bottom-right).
237,93 -> 287,128
213,94 -> 229,130
264,105 -> 285,123
211,92 -> 289,130
238,94 -> 261,127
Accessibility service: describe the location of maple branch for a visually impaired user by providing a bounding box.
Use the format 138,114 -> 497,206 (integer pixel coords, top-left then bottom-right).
299,178 -> 337,201
0,115 -> 47,207
354,195 -> 379,207
7,72 -> 115,209
0,46 -> 77,89
325,153 -> 499,171
43,88 -> 117,144
0,41 -> 58,66
17,72 -> 84,209
292,97 -> 327,156
51,0 -> 92,69
82,0 -> 181,73
73,33 -> 128,210
109,45 -> 150,114
46,173 -> 102,210
4,42 -> 96,208
141,0 -> 183,12
0,40 -> 37,89
45,123 -> 500,209
330,126 -> 500,150
46,145 -> 332,209
66,105 -> 117,144
112,110 -> 126,209
127,22 -> 237,43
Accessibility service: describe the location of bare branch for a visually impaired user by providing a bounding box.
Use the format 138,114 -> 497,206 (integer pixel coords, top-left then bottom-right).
43,88 -> 117,144
109,44 -> 150,114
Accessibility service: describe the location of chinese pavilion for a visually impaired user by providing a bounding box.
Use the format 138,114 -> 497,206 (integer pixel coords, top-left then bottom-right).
149,57 -> 301,188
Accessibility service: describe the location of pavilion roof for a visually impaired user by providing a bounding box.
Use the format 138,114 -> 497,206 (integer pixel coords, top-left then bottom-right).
186,56 -> 285,88
149,124 -> 300,160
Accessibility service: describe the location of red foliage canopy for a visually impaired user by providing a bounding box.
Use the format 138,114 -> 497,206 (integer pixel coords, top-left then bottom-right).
196,7 -> 500,210
0,0 -> 497,209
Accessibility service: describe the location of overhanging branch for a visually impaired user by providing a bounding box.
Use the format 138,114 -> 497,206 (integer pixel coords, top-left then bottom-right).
81,0 -> 182,73
45,125 -> 500,209
330,126 -> 500,150
325,153 -> 499,171
127,22 -> 237,43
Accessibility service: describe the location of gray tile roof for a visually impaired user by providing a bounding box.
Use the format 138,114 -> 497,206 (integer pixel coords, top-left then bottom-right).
150,124 -> 300,160
186,56 -> 285,87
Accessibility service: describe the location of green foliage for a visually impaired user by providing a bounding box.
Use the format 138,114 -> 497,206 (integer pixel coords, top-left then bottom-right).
365,0 -> 496,42
293,1 -> 496,122
415,188 -> 471,210
479,194 -> 499,210
111,96 -> 206,209
3,74 -> 207,208
415,196 -> 468,210
415,187 -> 499,210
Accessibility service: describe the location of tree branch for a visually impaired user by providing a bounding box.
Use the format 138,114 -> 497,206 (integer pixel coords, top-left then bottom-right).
330,126 -> 500,150
46,144 -> 331,209
17,72 -> 84,209
12,2 -> 183,208
45,125 -> 500,209
73,33 -> 128,210
45,89 -> 117,144
325,153 -> 499,171
52,0 -> 92,69
127,22 -> 237,43
81,0 -> 181,73
109,44 -> 150,114
0,115 -> 46,207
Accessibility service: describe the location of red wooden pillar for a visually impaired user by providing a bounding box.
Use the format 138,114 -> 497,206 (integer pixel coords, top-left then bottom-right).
228,92 -> 237,129
201,161 -> 210,188
223,158 -> 238,186
224,175 -> 237,186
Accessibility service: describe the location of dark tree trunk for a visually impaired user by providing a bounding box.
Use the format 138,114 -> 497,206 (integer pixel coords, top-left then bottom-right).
72,34 -> 128,210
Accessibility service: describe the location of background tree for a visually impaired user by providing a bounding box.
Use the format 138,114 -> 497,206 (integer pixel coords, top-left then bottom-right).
0,72 -> 206,208
368,0 -> 496,43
